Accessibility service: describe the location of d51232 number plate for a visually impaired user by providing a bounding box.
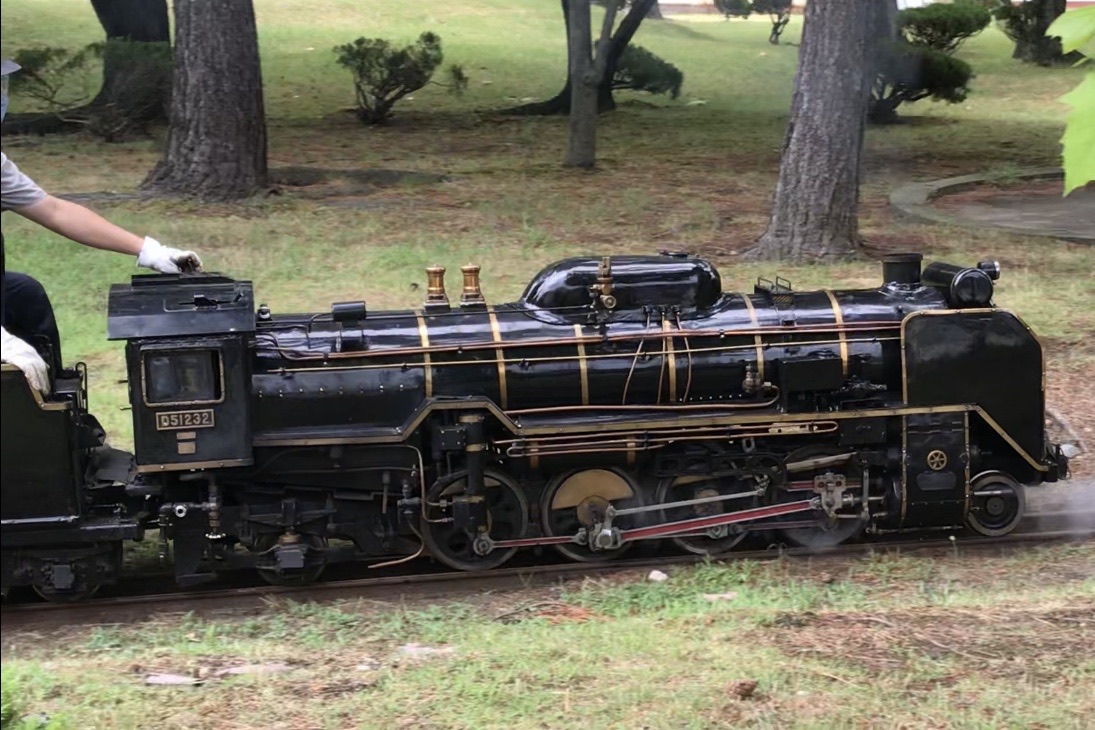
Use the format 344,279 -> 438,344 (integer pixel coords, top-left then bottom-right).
156,409 -> 215,430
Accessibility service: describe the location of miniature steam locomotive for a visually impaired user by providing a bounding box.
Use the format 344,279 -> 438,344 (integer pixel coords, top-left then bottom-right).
1,252 -> 1070,600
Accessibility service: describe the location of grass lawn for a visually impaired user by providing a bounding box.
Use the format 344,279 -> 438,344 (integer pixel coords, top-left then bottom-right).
2,543 -> 1093,729
2,2 -> 1094,727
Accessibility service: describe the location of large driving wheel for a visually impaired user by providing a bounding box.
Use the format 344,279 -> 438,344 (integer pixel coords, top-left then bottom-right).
778,445 -> 868,549
421,470 -> 529,571
655,472 -> 760,556
541,468 -> 642,562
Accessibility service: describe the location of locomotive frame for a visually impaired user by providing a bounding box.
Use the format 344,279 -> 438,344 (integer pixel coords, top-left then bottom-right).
0,251 -> 1070,600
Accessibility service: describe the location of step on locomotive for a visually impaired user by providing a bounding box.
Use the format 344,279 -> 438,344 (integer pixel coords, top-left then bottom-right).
0,252 -> 1071,600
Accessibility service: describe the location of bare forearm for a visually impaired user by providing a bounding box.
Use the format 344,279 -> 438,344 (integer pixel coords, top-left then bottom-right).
15,195 -> 145,256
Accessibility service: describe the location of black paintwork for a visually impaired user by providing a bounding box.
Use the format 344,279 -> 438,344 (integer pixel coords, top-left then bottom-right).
2,252 -> 1066,592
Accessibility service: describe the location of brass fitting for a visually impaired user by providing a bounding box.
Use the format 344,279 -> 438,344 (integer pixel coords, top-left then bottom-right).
460,263 -> 485,306
425,265 -> 449,308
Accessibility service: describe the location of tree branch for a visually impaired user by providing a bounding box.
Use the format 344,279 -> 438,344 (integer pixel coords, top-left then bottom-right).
593,1 -> 621,81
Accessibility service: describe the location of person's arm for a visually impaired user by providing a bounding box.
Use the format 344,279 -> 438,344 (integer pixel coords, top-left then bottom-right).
16,194 -> 144,255
2,151 -> 203,273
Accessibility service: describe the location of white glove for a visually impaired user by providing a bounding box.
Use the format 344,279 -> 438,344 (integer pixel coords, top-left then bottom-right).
137,236 -> 203,274
1,326 -> 51,395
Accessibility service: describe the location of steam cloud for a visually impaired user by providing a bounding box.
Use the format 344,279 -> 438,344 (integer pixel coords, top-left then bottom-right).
1034,476 -> 1095,535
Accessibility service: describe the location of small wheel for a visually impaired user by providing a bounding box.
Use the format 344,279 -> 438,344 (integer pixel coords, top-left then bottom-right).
253,533 -> 328,586
966,472 -> 1026,537
421,470 -> 529,571
778,445 -> 867,549
541,468 -> 642,562
655,474 -> 758,556
33,583 -> 100,603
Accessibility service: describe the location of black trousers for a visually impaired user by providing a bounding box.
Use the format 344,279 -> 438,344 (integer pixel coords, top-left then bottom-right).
2,270 -> 64,376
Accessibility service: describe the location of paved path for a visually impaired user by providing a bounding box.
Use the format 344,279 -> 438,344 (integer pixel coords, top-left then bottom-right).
891,171 -> 1095,242
936,184 -> 1095,241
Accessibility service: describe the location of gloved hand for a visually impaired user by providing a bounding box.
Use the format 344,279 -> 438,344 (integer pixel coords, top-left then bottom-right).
137,236 -> 203,274
1,326 -> 50,395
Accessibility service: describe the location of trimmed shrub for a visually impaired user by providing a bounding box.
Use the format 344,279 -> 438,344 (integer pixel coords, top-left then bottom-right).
714,0 -> 753,19
899,0 -> 992,54
334,32 -> 466,125
870,40 -> 973,123
752,0 -> 794,45
612,45 -> 683,99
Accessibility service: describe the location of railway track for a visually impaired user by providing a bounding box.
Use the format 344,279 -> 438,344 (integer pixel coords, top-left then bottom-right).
3,507 -> 1091,630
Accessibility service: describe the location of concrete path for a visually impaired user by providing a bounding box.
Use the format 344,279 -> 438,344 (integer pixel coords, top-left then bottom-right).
890,170 -> 1095,242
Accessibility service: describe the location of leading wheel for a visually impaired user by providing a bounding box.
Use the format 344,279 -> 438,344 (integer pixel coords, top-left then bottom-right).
778,445 -> 868,549
541,468 -> 642,562
966,472 -> 1026,537
421,470 -> 529,571
253,532 -> 328,587
655,472 -> 759,556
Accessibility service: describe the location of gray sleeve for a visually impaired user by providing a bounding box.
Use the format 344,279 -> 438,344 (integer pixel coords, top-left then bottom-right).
1,151 -> 48,212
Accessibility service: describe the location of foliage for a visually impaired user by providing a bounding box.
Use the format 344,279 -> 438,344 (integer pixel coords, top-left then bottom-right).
611,44 -> 682,99
714,0 -> 752,20
714,0 -> 792,44
8,40 -> 172,141
870,40 -> 973,123
898,0 -> 992,54
8,45 -> 93,109
1046,7 -> 1095,193
334,32 -> 465,125
992,0 -> 1078,65
753,0 -> 793,44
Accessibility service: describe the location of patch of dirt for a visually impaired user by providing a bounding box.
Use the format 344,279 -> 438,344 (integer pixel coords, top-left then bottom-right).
759,601 -> 1095,681
931,178 -> 1065,209
1046,357 -> 1095,476
269,165 -> 448,200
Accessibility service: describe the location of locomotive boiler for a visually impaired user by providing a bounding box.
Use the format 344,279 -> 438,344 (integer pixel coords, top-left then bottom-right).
1,251 -> 1070,599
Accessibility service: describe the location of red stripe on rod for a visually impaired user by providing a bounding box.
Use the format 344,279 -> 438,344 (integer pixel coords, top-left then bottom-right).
619,500 -> 818,542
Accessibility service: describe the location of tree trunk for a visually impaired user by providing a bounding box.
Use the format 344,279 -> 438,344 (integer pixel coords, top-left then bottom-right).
89,0 -> 171,121
747,0 -> 877,261
563,0 -> 619,168
142,0 -> 267,200
0,0 -> 170,136
1013,0 -> 1072,66
565,0 -> 599,168
502,0 -> 655,116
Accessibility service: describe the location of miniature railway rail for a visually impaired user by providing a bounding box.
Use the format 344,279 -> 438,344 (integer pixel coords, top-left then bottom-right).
3,511 -> 1091,630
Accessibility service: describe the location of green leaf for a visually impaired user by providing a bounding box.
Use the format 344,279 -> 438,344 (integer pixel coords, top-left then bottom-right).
1046,6 -> 1095,59
1059,70 -> 1095,195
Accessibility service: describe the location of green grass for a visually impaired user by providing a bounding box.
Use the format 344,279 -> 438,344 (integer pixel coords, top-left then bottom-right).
3,544 -> 1093,729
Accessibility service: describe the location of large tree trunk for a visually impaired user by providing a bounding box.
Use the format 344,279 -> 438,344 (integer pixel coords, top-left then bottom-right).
89,0 -> 171,121
504,0 -> 655,116
747,0 -> 878,261
565,0 -> 600,168
142,0 -> 267,200
1012,0 -> 1071,66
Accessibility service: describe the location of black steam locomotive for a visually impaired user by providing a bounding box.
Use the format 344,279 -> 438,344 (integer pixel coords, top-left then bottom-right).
0,252 -> 1070,600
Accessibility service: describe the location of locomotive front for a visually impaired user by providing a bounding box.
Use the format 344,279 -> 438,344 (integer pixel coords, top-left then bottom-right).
103,251 -> 1068,586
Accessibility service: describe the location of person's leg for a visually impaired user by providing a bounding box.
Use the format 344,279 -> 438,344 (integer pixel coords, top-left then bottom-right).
2,271 -> 63,375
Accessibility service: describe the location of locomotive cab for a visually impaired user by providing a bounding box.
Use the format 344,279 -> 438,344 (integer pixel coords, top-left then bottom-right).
108,274 -> 256,473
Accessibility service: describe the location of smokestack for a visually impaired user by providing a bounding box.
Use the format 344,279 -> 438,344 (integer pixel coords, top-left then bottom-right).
882,253 -> 923,287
